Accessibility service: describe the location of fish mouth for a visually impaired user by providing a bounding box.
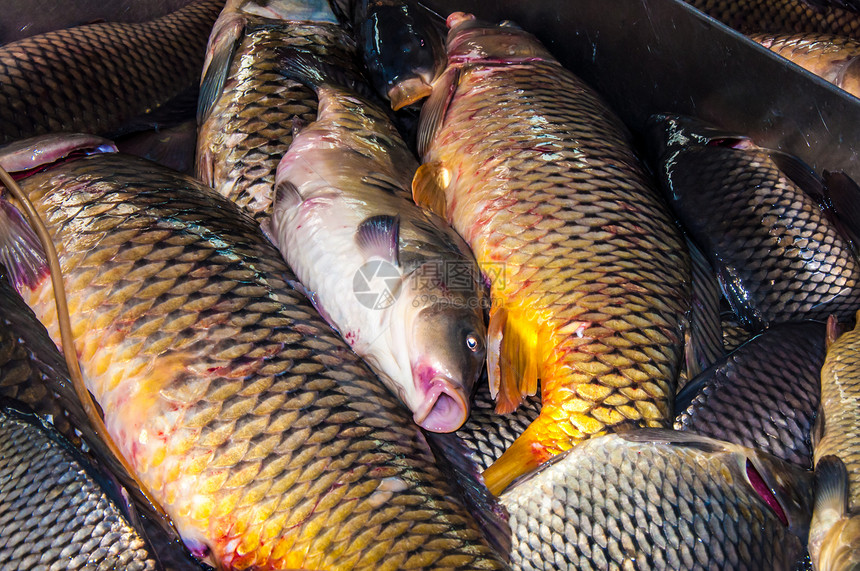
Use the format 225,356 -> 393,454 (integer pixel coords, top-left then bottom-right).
412,378 -> 469,433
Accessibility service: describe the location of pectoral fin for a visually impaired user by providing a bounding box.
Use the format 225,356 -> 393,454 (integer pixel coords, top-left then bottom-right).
412,161 -> 450,219
355,214 -> 400,266
487,304 -> 540,415
198,16 -> 244,125
0,198 -> 48,291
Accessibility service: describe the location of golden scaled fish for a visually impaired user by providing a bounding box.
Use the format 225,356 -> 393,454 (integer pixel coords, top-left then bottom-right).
196,0 -> 363,221
750,32 -> 860,99
0,134 -> 508,571
809,315 -> 860,570
412,13 -> 690,495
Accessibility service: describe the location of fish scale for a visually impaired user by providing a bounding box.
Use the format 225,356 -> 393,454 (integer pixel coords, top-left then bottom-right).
11,152 -> 506,571
196,21 -> 359,221
665,143 -> 860,326
0,0 -> 222,146
684,0 -> 860,37
502,432 -> 809,570
0,407 -> 158,571
416,18 -> 689,496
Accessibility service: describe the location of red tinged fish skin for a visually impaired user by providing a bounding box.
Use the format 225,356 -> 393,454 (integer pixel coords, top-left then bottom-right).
0,148 -> 508,570
414,14 -> 690,495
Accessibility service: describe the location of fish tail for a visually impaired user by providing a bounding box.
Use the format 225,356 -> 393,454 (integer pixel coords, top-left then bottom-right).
275,46 -> 371,99
487,303 -> 542,415
482,413 -> 571,496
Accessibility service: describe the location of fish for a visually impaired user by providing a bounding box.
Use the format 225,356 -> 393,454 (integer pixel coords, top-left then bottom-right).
0,262 -> 211,570
456,376 -> 541,472
268,51 -> 486,433
501,429 -> 814,571
750,32 -> 860,99
0,0 -> 201,44
351,0 -> 447,110
674,321 -> 825,468
0,400 -> 160,570
722,314 -> 754,352
196,0 -> 365,221
116,120 -> 200,175
683,0 -> 860,38
0,134 -> 509,570
649,113 -> 860,330
0,0 -> 223,146
411,12 -> 690,495
809,314 -> 860,570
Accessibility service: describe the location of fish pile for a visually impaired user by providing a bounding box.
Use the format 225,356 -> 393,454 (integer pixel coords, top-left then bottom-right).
1,0 -> 860,569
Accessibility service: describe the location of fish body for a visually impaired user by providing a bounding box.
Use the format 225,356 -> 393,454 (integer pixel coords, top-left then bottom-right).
684,0 -> 860,37
0,0 -> 222,145
456,378 -> 541,472
0,146 -> 507,570
196,0 -> 362,221
650,114 -> 860,329
0,402 -> 159,570
413,13 -> 690,494
810,315 -> 860,569
674,322 -> 825,468
351,0 -> 446,110
751,32 -> 860,98
269,57 -> 486,433
501,429 -> 814,571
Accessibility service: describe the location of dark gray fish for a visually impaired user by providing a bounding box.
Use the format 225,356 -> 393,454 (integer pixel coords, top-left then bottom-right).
115,120 -> 199,175
351,0 -> 446,110
0,0 -> 223,145
722,313 -> 754,352
0,401 -> 158,570
650,113 -> 860,329
674,322 -> 825,468
456,377 -> 542,472
502,429 -> 814,571
683,0 -> 860,37
680,237 -> 725,390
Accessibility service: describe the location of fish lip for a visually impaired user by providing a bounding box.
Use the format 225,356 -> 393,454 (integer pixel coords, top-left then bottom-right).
412,377 -> 469,433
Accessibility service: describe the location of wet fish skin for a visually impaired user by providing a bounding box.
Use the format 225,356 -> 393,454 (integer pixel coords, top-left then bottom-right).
650,114 -> 860,329
270,54 -> 487,434
0,402 -> 158,571
456,377 -> 541,472
810,314 -> 860,569
414,13 -> 690,494
196,0 -> 364,221
5,150 -> 507,570
352,0 -> 447,110
751,32 -> 860,98
0,0 -> 222,146
674,321 -> 824,468
501,429 -> 814,571
684,0 -> 860,37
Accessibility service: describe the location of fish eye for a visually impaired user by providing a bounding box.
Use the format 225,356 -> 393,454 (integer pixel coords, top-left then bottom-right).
466,333 -> 482,352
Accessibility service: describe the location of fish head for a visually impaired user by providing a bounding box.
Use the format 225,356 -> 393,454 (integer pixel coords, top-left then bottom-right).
399,273 -> 486,433
355,0 -> 446,110
645,113 -> 754,163
223,0 -> 339,22
443,12 -> 554,64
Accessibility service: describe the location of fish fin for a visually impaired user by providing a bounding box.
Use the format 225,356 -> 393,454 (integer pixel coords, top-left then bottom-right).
0,198 -> 49,292
417,67 -> 459,157
356,214 -> 400,266
412,161 -> 450,218
685,237 -> 725,378
259,220 -> 278,248
482,416 -> 557,495
826,315 -> 842,349
488,305 -> 540,415
823,170 -> 860,257
276,47 -> 372,98
618,427 -> 729,452
291,116 -> 307,138
198,17 -> 244,125
716,263 -> 766,330
769,150 -> 827,203
389,77 -> 434,111
815,455 -> 849,519
272,179 -> 303,212
424,432 -> 511,559
673,365 -> 715,415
